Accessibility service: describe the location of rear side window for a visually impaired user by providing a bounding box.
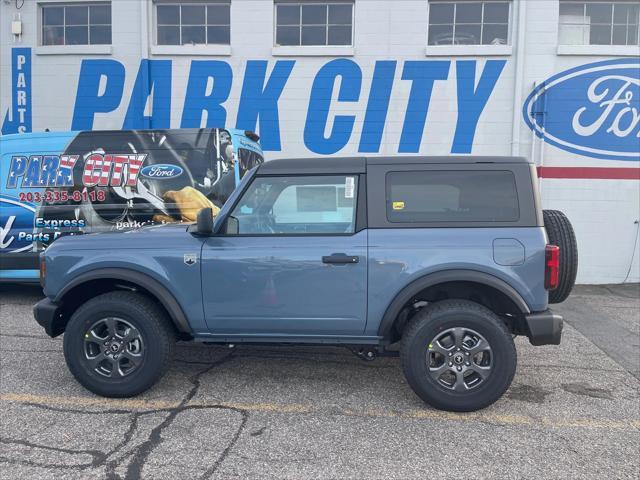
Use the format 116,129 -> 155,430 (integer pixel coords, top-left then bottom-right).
386,170 -> 519,223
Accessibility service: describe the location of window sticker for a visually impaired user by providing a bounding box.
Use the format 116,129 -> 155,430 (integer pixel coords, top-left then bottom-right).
345,176 -> 355,198
392,201 -> 405,210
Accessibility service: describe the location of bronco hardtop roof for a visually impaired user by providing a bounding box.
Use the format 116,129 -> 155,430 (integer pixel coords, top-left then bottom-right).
257,156 -> 529,175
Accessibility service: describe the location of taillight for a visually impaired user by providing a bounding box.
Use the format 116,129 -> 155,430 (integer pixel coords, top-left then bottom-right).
545,245 -> 560,290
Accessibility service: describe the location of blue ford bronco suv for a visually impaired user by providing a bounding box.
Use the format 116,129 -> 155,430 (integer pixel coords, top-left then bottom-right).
34,156 -> 577,412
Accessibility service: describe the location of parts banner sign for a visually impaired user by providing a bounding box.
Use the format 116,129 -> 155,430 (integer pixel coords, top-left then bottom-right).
1,48 -> 31,135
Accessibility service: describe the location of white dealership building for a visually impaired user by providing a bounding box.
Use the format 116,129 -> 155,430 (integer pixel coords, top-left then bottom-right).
1,0 -> 639,283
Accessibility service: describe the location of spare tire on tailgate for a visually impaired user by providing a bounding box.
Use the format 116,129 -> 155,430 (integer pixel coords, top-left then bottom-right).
543,210 -> 578,304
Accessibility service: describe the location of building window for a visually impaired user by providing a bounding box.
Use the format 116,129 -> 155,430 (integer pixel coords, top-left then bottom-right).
427,1 -> 511,45
156,2 -> 231,45
559,1 -> 639,46
41,3 -> 111,46
275,2 -> 353,46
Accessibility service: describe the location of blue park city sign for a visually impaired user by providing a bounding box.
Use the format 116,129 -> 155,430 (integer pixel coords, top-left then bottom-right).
2,50 -> 639,160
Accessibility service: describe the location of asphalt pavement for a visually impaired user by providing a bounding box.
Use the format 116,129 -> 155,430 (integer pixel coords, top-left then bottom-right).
0,283 -> 639,479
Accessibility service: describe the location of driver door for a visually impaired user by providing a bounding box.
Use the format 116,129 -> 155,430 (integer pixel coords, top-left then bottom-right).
201,174 -> 367,336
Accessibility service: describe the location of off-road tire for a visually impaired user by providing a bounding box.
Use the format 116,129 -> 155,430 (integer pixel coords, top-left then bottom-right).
400,300 -> 517,412
543,209 -> 578,304
63,291 -> 176,397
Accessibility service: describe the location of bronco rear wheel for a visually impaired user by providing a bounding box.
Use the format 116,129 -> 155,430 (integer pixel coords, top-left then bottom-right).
63,291 -> 176,397
400,300 -> 516,412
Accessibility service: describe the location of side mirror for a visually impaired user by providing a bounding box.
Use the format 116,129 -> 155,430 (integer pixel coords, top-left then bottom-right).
225,215 -> 239,235
196,208 -> 213,235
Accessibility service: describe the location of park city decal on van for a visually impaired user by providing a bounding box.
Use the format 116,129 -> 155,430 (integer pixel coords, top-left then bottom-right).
523,58 -> 640,161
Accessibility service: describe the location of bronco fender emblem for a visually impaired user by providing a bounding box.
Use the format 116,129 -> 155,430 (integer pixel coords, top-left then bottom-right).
184,254 -> 197,266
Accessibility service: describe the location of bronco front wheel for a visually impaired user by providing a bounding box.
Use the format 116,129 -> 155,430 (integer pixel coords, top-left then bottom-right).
63,291 -> 176,397
400,300 -> 517,412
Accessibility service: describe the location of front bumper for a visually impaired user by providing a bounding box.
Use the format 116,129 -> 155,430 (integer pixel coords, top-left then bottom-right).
524,309 -> 563,346
33,298 -> 65,337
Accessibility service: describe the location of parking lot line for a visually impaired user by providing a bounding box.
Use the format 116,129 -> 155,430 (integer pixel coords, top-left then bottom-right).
2,392 -> 639,431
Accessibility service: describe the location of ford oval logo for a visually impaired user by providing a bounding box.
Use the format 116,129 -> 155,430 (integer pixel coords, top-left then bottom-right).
0,195 -> 36,253
523,58 -> 640,161
140,164 -> 183,179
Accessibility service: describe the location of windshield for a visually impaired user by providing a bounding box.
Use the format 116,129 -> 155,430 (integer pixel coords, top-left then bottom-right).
237,148 -> 264,178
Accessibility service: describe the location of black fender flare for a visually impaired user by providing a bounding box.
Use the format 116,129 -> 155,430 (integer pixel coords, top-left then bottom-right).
56,268 -> 192,334
377,269 -> 531,338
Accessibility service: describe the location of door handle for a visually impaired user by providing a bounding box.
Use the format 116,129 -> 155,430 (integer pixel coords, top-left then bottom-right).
322,253 -> 359,264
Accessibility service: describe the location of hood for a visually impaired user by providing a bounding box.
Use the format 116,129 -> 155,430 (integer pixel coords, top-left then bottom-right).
46,223 -> 193,252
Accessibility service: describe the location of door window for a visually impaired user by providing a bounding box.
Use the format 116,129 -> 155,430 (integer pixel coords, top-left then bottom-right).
229,175 -> 357,234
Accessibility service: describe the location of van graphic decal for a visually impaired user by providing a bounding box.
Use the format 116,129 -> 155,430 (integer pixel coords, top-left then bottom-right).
0,129 -> 264,259
140,164 -> 184,180
0,196 -> 36,253
523,58 -> 640,161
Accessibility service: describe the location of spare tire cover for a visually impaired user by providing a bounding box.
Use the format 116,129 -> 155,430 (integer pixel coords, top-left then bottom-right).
543,210 -> 578,304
